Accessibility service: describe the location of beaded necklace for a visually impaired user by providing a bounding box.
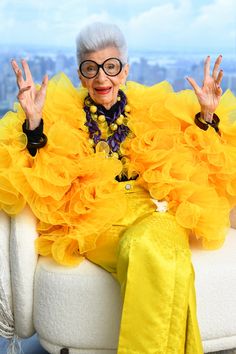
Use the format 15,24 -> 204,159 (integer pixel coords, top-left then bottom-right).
83,90 -> 132,157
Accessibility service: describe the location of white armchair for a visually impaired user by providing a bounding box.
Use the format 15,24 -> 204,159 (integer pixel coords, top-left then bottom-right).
1,206 -> 236,354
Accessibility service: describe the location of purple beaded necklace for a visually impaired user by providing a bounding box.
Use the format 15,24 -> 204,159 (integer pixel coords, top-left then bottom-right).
83,89 -> 130,155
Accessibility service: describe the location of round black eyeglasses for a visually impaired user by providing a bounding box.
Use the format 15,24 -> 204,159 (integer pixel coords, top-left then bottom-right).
79,58 -> 123,79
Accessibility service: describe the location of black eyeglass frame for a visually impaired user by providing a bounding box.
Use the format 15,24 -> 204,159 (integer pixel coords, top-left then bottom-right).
79,57 -> 124,79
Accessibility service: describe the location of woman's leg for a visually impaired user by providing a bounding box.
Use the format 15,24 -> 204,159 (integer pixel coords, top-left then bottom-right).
116,212 -> 203,354
85,225 -> 126,275
86,183 -> 203,353
86,182 -> 155,277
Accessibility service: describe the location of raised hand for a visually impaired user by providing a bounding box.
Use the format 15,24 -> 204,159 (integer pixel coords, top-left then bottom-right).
186,55 -> 223,123
11,59 -> 48,130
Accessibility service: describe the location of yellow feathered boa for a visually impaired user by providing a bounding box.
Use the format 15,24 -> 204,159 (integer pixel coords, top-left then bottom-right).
1,73 -> 236,265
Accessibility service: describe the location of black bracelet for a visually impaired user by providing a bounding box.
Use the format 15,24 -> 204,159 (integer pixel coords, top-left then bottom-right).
23,119 -> 48,151
194,112 -> 220,135
26,133 -> 48,149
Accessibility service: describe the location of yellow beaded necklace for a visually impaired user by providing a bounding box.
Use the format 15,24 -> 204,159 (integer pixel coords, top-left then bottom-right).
83,90 -> 133,158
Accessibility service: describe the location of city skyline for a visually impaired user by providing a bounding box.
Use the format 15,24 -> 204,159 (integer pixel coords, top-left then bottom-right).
1,48 -> 236,117
0,0 -> 236,54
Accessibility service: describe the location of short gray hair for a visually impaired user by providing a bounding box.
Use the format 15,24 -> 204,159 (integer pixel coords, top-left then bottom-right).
76,22 -> 128,64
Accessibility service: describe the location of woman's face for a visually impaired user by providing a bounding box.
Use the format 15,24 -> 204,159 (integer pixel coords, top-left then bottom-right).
79,47 -> 129,110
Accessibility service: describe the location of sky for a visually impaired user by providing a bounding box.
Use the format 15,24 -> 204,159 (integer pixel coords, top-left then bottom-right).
0,0 -> 235,54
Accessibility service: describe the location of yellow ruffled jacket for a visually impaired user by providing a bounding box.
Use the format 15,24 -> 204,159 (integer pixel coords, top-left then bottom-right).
1,73 -> 236,265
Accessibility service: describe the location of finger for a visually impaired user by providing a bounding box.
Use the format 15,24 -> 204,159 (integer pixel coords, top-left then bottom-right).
16,68 -> 25,88
11,59 -> 20,75
17,85 -> 31,99
11,60 -> 25,87
21,59 -> 33,83
216,84 -> 223,97
216,69 -> 224,85
39,74 -> 49,95
42,74 -> 49,87
186,76 -> 201,94
212,55 -> 222,80
204,55 -> 211,80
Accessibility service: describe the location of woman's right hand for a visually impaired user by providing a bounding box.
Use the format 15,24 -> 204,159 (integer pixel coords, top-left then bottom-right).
11,59 -> 48,130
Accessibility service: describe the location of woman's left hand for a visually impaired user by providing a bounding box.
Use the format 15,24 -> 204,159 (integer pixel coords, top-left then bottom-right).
186,55 -> 223,123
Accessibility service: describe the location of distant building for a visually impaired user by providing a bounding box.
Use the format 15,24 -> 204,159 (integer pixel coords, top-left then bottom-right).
129,57 -> 167,85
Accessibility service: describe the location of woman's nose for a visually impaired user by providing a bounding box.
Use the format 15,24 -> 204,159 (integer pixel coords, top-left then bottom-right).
96,67 -> 107,81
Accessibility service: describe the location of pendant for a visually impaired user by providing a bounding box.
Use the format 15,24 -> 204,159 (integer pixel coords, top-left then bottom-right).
95,141 -> 110,155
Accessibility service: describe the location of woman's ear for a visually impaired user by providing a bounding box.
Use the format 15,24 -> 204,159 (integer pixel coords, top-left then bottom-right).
121,63 -> 129,85
78,69 -> 87,88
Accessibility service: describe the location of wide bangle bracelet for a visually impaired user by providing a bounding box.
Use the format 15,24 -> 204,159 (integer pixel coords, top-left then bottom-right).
26,133 -> 48,149
194,112 -> 220,135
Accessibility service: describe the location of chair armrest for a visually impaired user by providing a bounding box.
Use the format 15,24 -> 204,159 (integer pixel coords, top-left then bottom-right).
0,210 -> 14,338
10,205 -> 38,338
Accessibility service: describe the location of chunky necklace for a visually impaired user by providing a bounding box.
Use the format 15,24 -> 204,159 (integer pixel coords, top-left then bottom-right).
83,90 -> 131,157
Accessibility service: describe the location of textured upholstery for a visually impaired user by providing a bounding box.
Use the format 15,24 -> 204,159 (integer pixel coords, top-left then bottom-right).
34,257 -> 122,352
192,228 -> 236,352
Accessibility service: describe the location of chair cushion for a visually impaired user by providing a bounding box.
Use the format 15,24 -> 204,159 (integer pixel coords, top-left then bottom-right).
34,228 -> 236,353
34,257 -> 122,350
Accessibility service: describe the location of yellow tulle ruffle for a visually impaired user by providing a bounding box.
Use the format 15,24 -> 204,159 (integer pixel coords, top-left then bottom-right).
126,83 -> 236,249
1,73 -> 236,265
0,74 -> 126,265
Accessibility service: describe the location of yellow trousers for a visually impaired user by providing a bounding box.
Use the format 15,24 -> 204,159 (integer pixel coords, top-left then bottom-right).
86,182 -> 203,354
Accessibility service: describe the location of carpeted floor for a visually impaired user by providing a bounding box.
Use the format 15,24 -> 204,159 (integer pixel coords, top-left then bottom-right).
0,336 -> 48,354
1,336 -> 236,354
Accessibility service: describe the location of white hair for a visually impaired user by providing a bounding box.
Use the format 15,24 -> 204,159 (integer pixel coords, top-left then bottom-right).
76,22 -> 128,64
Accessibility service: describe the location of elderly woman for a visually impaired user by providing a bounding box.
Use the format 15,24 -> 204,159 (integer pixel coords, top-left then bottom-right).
1,22 -> 236,353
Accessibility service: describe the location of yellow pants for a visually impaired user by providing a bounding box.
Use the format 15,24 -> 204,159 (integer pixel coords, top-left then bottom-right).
86,182 -> 203,354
